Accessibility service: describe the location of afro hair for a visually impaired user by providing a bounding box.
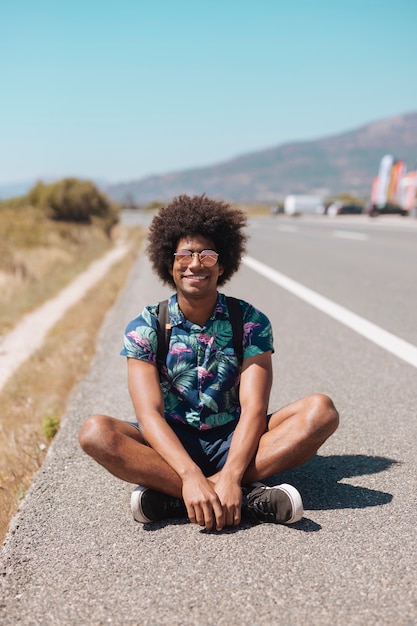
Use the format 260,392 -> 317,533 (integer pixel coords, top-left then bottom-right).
147,194 -> 248,288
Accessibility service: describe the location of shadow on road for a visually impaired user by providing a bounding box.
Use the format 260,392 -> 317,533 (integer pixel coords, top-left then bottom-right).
267,453 -> 398,511
137,454 -> 397,535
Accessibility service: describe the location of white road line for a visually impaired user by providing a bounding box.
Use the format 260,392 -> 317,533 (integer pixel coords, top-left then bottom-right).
333,230 -> 368,241
243,255 -> 417,369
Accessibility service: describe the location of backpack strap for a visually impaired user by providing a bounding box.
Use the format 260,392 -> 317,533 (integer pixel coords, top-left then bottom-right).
156,296 -> 243,374
156,299 -> 171,374
225,296 -> 243,367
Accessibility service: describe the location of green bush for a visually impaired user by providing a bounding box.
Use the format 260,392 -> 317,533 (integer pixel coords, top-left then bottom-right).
28,178 -> 120,234
42,413 -> 60,441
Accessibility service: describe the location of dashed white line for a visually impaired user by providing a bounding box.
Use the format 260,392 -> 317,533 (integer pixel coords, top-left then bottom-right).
243,255 -> 417,369
277,225 -> 298,233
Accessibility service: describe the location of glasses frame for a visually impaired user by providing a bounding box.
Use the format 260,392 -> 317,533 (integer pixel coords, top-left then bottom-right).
173,249 -> 219,267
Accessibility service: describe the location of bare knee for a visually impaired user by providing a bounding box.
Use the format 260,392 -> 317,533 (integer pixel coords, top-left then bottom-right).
305,393 -> 339,440
78,414 -> 115,457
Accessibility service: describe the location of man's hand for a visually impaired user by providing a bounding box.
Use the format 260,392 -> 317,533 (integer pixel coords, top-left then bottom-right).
211,475 -> 243,527
182,476 -> 226,531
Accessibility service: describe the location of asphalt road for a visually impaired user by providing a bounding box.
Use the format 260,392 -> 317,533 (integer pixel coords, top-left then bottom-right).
1,214 -> 416,625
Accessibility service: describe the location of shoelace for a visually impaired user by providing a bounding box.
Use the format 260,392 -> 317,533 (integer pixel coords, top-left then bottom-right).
250,498 -> 276,522
246,487 -> 278,521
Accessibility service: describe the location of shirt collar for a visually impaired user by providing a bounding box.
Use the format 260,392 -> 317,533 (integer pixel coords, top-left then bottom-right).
167,292 -> 228,327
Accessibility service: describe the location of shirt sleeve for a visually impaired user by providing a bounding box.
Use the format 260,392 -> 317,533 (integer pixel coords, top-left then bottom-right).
120,305 -> 159,364
242,303 -> 274,359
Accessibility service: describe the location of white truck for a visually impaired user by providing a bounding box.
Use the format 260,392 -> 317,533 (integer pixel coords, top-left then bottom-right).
284,194 -> 325,216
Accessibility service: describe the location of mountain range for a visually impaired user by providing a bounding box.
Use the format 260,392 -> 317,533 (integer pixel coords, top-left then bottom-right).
2,112 -> 416,204
107,112 -> 417,204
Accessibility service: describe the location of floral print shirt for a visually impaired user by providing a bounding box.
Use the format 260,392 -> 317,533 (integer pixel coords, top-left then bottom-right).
121,292 -> 274,431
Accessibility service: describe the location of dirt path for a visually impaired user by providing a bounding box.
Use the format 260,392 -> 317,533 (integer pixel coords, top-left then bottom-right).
0,241 -> 129,392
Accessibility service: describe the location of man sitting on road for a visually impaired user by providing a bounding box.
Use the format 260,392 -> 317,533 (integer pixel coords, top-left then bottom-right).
78,194 -> 339,531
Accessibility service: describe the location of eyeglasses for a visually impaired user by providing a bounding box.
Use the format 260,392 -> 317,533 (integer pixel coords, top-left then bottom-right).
173,249 -> 219,267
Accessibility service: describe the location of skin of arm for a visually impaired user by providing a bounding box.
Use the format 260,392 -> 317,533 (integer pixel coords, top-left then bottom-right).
127,358 -> 226,530
209,350 -> 273,526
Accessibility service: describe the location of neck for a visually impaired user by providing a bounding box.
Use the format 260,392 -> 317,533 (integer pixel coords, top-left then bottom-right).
177,292 -> 218,326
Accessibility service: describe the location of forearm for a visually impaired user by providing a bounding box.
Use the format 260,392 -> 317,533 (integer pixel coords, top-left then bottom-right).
215,410 -> 266,486
126,356 -> 224,530
140,414 -> 226,531
127,359 -> 203,481
217,352 -> 272,485
209,411 -> 266,529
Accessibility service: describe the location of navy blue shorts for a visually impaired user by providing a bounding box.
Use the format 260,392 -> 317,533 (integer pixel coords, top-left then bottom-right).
128,415 -> 271,477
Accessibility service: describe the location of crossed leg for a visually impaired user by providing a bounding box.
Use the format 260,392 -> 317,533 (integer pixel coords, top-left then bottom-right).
241,393 -> 339,485
78,393 -> 338,494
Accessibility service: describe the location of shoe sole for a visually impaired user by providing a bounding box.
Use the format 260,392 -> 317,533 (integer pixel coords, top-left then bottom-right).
130,485 -> 152,523
271,483 -> 304,524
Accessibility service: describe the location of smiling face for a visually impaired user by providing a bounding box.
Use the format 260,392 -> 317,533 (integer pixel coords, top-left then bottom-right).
169,235 -> 224,302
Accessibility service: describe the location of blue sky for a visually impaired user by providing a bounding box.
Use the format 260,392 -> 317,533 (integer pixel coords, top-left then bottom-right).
1,0 -> 416,186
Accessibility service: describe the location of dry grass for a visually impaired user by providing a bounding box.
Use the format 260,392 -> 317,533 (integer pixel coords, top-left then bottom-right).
236,203 -> 272,216
0,203 -> 116,334
0,226 -> 144,544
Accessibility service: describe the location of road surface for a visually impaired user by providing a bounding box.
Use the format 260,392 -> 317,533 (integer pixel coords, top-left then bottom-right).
1,215 -> 416,625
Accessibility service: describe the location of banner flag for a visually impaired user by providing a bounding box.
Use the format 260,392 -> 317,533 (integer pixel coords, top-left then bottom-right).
376,154 -> 394,207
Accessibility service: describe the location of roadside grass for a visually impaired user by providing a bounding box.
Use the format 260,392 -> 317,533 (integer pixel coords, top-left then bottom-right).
0,202 -> 117,335
0,225 -> 144,544
234,203 -> 271,216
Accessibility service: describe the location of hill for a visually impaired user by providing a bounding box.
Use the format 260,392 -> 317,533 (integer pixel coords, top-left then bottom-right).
107,112 -> 417,204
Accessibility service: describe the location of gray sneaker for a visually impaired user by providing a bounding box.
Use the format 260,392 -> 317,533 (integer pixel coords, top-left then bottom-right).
244,482 -> 303,524
131,485 -> 187,523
